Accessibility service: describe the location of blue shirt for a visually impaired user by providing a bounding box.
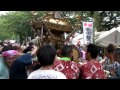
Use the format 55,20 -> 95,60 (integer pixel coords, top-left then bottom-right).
0,57 -> 9,79
10,53 -> 32,79
17,53 -> 32,65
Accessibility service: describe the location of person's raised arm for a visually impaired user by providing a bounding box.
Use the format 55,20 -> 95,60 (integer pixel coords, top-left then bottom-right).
31,45 -> 38,56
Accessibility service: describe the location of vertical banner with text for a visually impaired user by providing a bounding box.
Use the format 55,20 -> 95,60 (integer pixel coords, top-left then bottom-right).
83,22 -> 93,45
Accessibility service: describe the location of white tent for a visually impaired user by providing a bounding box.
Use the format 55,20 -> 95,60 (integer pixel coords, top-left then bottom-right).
71,32 -> 104,46
95,26 -> 120,47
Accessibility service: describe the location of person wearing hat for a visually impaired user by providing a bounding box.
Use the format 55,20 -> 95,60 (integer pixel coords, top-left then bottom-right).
9,45 -> 38,79
0,45 -> 18,79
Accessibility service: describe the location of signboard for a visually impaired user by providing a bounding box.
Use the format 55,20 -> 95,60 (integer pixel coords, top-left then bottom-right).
83,22 -> 93,45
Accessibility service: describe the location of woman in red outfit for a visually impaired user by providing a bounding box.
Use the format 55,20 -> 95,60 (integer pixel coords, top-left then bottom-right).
53,45 -> 81,79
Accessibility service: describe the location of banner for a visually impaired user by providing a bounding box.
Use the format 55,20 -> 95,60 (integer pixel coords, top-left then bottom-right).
83,22 -> 93,45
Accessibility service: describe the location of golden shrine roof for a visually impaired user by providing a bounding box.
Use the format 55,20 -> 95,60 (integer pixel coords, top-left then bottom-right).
43,17 -> 73,32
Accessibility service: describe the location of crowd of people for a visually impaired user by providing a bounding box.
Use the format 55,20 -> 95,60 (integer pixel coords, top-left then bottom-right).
0,40 -> 120,79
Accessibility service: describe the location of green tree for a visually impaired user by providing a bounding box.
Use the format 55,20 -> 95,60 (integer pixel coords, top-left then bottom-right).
0,11 -> 120,43
99,11 -> 120,31
0,11 -> 45,44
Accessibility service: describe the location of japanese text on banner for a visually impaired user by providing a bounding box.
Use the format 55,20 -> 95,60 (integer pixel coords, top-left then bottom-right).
83,22 -> 93,45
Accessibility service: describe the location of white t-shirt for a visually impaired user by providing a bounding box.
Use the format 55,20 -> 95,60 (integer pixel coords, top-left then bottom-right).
28,69 -> 66,79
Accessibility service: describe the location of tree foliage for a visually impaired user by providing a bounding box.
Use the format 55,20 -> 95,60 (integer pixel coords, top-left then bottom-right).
0,11 -> 45,43
62,11 -> 120,31
0,11 -> 120,42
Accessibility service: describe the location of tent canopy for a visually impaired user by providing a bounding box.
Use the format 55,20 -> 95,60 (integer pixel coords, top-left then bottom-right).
95,26 -> 120,47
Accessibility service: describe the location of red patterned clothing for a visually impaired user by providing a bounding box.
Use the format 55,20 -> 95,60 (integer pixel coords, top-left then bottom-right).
53,60 -> 81,79
80,60 -> 106,79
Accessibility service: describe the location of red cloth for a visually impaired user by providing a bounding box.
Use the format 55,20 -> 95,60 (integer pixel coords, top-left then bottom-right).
81,60 -> 106,79
53,60 -> 81,79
